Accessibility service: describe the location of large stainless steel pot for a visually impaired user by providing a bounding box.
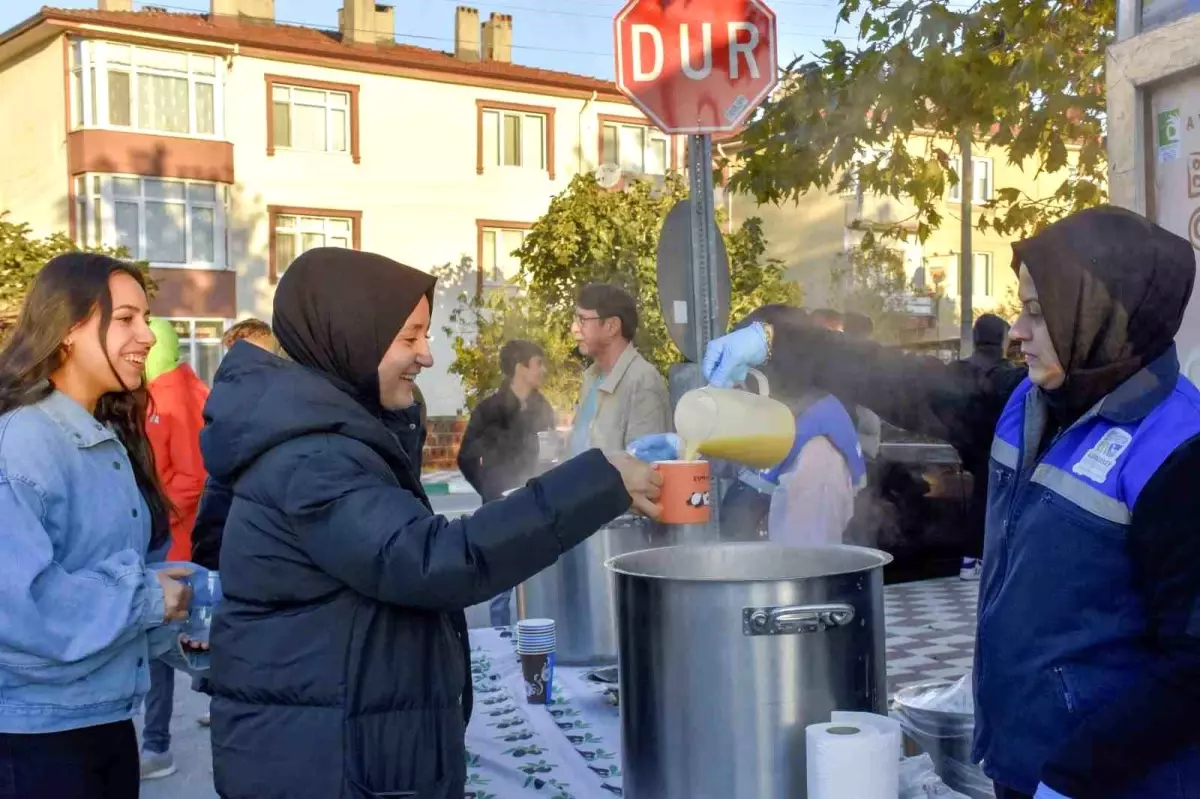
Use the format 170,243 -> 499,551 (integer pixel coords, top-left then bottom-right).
607,543 -> 892,799
516,516 -> 714,665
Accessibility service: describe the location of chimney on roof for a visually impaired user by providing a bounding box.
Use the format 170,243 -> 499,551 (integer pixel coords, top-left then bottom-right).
373,4 -> 395,44
455,6 -> 481,62
210,0 -> 275,21
339,1 -> 394,45
481,12 -> 512,64
98,0 -> 133,10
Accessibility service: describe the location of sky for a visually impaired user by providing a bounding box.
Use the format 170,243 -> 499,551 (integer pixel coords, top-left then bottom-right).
0,0 -> 862,80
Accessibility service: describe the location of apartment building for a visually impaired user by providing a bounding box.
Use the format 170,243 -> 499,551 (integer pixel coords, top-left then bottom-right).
0,0 -> 681,415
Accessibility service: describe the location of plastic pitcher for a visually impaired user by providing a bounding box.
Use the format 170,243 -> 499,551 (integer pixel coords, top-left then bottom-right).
674,368 -> 796,469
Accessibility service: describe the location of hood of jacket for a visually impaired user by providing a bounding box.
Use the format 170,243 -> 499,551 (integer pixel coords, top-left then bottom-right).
200,341 -> 414,486
1012,205 -> 1196,417
145,317 -> 181,383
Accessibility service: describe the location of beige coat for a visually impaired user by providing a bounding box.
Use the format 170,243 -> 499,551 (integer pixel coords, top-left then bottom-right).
575,343 -> 672,453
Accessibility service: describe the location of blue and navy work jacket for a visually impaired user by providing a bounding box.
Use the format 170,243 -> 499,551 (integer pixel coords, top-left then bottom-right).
974,346 -> 1200,794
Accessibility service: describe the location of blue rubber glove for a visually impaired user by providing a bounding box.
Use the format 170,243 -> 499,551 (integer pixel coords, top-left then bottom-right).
702,322 -> 770,388
627,433 -> 682,463
1034,783 -> 1071,799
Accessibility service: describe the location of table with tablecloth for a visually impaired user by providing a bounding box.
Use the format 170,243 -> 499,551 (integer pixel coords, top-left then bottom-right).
464,627 -> 623,799
463,577 -> 981,799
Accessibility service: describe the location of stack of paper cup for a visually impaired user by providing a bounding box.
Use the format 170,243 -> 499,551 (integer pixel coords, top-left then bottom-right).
517,619 -> 556,705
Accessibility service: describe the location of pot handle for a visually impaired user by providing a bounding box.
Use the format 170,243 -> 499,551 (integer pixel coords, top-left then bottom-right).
742,603 -> 856,636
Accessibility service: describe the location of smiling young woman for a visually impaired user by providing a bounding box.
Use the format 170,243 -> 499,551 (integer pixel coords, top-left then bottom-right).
0,253 -> 193,799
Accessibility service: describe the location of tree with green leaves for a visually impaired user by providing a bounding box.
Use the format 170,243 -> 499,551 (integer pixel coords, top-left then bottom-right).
1,212 -> 142,339
438,175 -> 801,412
729,0 -> 1111,247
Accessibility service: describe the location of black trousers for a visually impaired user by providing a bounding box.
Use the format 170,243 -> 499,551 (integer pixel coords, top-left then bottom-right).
0,720 -> 139,799
994,784 -> 1034,799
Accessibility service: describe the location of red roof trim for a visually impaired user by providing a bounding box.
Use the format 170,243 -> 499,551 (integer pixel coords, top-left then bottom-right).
8,7 -> 625,100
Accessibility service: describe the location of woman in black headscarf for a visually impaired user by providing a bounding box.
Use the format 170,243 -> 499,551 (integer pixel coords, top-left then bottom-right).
200,248 -> 661,799
693,206 -> 1200,799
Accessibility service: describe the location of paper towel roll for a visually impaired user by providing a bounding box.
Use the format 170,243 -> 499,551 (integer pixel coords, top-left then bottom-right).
830,710 -> 903,760
806,722 -> 900,799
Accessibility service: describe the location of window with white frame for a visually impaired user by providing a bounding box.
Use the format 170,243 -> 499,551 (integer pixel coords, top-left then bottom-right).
71,40 -> 222,137
168,318 -> 228,385
271,84 -> 349,153
273,214 -> 355,277
957,252 -> 994,297
949,157 -> 993,203
480,226 -> 529,285
601,121 -> 669,175
481,109 -> 547,170
75,175 -> 226,268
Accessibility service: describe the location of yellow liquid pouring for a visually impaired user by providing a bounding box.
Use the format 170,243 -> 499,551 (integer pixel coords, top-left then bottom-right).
680,434 -> 794,470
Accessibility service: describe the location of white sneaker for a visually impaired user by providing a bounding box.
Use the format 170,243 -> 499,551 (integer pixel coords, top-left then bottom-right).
960,558 -> 982,581
140,749 -> 177,780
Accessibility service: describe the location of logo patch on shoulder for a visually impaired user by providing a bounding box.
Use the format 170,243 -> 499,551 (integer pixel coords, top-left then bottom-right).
1071,428 -> 1133,484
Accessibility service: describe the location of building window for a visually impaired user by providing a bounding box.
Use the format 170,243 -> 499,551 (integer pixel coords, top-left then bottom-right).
265,75 -> 360,163
268,206 -> 362,283
476,101 -> 556,179
949,157 -> 993,203
599,117 -> 670,176
75,175 -> 226,268
476,220 -> 532,292
71,39 -> 222,138
956,252 -> 994,297
167,318 -> 229,385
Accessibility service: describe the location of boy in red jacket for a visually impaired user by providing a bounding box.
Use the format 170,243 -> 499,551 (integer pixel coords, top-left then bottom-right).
140,317 -> 209,779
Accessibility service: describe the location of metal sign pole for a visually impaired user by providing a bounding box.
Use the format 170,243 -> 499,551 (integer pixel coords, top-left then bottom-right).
687,133 -> 720,357
686,132 -> 724,532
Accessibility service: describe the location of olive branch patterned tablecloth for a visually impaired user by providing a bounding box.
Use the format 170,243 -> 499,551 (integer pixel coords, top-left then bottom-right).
464,627 -> 624,799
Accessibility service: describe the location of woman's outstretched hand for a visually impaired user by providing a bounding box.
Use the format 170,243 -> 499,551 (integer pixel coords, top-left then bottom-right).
603,451 -> 664,520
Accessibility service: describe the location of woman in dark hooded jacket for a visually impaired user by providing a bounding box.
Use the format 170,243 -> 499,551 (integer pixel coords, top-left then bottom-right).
659,206 -> 1200,799
201,248 -> 661,799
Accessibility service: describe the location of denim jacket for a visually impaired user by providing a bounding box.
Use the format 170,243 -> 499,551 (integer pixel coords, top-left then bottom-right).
0,390 -> 167,734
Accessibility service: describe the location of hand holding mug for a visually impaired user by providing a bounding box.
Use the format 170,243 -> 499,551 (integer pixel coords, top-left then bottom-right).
603,451 -> 664,520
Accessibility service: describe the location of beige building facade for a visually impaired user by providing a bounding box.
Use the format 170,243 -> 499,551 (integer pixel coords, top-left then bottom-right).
0,1 -> 680,415
728,133 -> 1075,341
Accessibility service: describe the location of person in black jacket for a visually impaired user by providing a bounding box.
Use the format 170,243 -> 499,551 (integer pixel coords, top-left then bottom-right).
201,247 -> 661,799
190,320 -> 276,572
950,313 -> 1026,580
700,206 -> 1200,799
457,339 -> 556,626
457,339 -> 555,502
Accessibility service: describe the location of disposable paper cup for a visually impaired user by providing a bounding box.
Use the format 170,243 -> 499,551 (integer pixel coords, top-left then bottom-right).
521,651 -> 555,705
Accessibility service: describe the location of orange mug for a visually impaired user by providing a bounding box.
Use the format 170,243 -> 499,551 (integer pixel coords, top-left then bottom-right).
653,460 -> 711,525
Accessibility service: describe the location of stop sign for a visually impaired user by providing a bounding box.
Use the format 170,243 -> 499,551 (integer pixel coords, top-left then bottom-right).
614,0 -> 778,135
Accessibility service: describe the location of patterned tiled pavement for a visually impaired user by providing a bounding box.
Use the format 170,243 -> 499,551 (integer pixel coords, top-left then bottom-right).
885,576 -> 979,696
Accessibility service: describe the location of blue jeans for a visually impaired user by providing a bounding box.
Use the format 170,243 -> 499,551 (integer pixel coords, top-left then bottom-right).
488,589 -> 513,627
142,659 -> 174,755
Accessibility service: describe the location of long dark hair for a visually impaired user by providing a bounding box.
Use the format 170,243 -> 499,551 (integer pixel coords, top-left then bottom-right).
0,253 -> 172,551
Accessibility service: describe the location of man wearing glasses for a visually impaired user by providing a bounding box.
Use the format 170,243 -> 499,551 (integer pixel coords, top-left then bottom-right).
569,283 -> 671,456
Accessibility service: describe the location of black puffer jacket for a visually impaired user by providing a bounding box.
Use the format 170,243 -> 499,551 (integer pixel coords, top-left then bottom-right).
201,343 -> 631,799
190,381 -> 427,571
